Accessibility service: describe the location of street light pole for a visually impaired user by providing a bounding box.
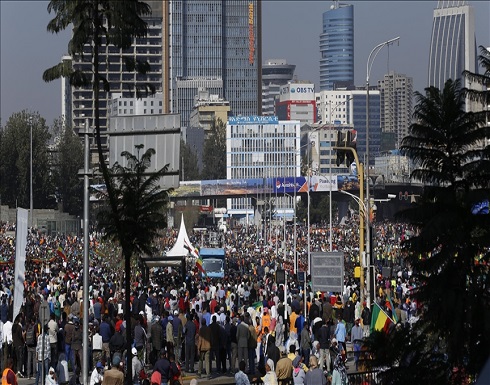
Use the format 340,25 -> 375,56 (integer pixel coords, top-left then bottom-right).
366,36 -> 399,305
29,116 -> 33,228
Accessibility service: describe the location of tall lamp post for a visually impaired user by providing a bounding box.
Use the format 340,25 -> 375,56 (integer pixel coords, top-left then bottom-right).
328,97 -> 354,252
366,36 -> 399,305
29,116 -> 33,228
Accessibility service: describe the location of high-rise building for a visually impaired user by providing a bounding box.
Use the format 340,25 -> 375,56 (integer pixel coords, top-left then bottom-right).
65,1 -> 164,145
319,1 -> 354,91
428,1 -> 477,90
262,59 -> 296,116
163,0 -> 262,128
316,89 -> 381,162
378,71 -> 413,149
226,116 -> 300,218
276,82 -> 316,124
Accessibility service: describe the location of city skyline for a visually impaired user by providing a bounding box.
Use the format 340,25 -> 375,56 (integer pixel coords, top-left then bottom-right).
1,1 -> 489,126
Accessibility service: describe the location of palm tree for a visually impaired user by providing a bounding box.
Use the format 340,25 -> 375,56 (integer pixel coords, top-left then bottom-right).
463,46 -> 490,106
43,2 -> 156,382
366,79 -> 490,383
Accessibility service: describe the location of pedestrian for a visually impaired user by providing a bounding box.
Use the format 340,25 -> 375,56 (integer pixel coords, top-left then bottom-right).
183,313 -> 196,373
2,357 -> 18,385
197,318 -> 211,379
304,355 -> 326,385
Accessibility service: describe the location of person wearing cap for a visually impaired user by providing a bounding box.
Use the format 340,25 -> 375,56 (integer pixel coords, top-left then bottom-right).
102,355 -> 123,385
351,318 -> 363,371
131,347 -> 143,385
171,310 -> 182,360
89,361 -> 104,385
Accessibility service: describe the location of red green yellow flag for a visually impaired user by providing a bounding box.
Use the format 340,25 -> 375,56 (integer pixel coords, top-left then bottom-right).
370,302 -> 394,333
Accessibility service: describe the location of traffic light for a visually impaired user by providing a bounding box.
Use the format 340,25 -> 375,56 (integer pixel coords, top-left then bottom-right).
345,130 -> 356,166
336,131 -> 346,166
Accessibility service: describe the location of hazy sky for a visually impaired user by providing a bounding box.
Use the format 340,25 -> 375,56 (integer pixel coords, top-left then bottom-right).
1,1 -> 489,126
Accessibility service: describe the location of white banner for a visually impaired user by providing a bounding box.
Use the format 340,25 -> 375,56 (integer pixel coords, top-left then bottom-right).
13,208 -> 28,321
309,175 -> 338,192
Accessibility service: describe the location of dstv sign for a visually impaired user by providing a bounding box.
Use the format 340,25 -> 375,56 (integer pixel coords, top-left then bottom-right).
280,83 -> 315,101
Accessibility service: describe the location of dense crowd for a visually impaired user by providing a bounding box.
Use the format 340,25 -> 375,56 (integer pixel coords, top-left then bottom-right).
0,216 -> 419,385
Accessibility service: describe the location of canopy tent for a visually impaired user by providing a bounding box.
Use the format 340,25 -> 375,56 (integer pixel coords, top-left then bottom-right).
143,214 -> 197,268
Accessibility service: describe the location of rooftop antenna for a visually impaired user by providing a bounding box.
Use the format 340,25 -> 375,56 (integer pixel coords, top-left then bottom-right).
332,0 -> 339,9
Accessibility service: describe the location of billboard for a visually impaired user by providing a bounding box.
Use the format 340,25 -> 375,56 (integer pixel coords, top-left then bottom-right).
228,116 -> 278,125
280,83 -> 315,102
109,114 -> 181,190
311,251 -> 344,293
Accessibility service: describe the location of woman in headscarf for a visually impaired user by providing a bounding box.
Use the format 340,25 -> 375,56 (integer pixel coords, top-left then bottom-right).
261,358 -> 278,385
305,355 -> 327,385
331,353 -> 349,385
292,355 -> 306,385
275,315 -> 284,347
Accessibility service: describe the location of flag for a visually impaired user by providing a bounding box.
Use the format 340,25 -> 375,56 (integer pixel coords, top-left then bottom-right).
252,301 -> 263,311
56,246 -> 67,261
370,302 -> 394,333
195,256 -> 206,275
183,240 -> 200,260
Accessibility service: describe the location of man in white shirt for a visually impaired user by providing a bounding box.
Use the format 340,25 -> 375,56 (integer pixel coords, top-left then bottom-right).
89,361 -> 104,385
3,318 -> 12,365
47,314 -> 58,368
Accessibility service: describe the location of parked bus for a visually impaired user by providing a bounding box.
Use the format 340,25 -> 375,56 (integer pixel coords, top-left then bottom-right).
200,248 -> 225,278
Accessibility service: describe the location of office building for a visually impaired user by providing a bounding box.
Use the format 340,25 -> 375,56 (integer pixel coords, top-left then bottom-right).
65,1 -> 164,145
378,72 -> 413,149
226,116 -> 300,217
163,1 -> 262,128
108,92 -> 163,117
319,1 -> 354,91
316,89 -> 381,163
301,123 -> 354,176
262,59 -> 296,116
276,82 -> 317,124
428,1 -> 477,90
189,88 -> 230,137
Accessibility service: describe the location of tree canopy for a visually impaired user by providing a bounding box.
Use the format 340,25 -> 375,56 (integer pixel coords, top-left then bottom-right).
366,78 -> 490,383
0,111 -> 55,209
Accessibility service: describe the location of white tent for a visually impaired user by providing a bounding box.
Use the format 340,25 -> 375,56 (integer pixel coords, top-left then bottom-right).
143,214 -> 198,268
166,214 -> 198,258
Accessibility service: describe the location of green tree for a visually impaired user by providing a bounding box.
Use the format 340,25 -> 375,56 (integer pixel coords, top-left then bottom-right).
43,2 -> 156,381
0,111 -> 55,210
463,46 -> 490,106
202,118 -> 226,180
366,79 -> 490,383
55,124 -> 84,215
180,138 -> 200,181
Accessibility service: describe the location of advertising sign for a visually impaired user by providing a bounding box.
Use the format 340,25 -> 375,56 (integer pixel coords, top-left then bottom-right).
309,175 -> 338,192
228,116 -> 278,125
280,83 -> 315,102
311,251 -> 344,293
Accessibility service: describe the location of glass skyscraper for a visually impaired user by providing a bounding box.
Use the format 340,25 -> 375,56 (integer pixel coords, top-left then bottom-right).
319,2 -> 354,91
428,1 -> 477,90
164,0 -> 262,128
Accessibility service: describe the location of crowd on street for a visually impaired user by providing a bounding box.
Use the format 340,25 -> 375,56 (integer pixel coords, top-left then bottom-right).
0,214 -> 419,385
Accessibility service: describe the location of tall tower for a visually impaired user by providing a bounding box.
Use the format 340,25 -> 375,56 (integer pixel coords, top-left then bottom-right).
319,1 -> 354,91
262,59 -> 296,116
428,1 -> 477,90
163,0 -> 262,128
378,71 -> 413,149
68,1 -> 164,145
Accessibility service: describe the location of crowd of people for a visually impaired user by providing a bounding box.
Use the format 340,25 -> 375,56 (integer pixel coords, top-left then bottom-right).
0,214 -> 419,385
